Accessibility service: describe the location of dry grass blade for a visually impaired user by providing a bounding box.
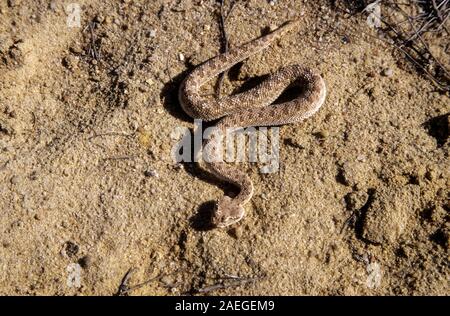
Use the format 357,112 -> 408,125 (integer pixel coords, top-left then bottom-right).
355,0 -> 450,90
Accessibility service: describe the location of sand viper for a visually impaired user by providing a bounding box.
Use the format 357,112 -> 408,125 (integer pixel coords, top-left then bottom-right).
178,20 -> 326,228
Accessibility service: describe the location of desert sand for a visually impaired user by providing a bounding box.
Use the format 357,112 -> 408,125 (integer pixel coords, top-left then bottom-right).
0,0 -> 448,295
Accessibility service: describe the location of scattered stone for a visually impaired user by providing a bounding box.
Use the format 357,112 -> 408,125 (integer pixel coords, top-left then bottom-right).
63,241 -> 79,258
31,14 -> 40,23
62,55 -> 78,70
284,137 -> 304,149
425,167 -> 438,181
69,44 -> 83,55
138,84 -> 149,92
341,35 -> 350,44
228,226 -> 243,239
148,29 -> 157,38
104,16 -> 113,25
49,1 -> 57,11
78,255 -> 92,269
7,110 -> 16,118
396,244 -> 412,258
160,275 -> 175,285
178,52 -> 185,62
0,119 -> 14,136
7,0 -> 17,8
381,68 -> 394,77
356,154 -> 366,162
28,171 -> 38,181
173,163 -> 184,171
144,169 -> 159,178
362,185 -> 418,244
10,175 -> 19,185
90,75 -> 100,82
315,130 -> 329,139
94,14 -> 104,23
269,24 -> 277,31
8,44 -> 22,60
172,245 -> 180,253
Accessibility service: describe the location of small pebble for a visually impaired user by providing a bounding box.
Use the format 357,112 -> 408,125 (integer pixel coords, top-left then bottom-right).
178,53 -> 185,62
316,130 -> 329,138
382,68 -> 394,77
49,1 -> 57,11
94,14 -> 105,23
69,45 -> 83,55
425,168 -> 437,181
148,29 -> 157,38
63,241 -> 79,258
228,226 -> 243,239
341,35 -> 350,44
160,275 -> 175,285
173,163 -> 184,171
10,176 -> 19,185
356,154 -> 367,162
144,169 -> 159,178
78,255 -> 92,269
62,56 -> 77,70
8,110 -> 16,118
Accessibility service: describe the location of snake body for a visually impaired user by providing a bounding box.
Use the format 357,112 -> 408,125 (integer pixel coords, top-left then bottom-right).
178,20 -> 326,228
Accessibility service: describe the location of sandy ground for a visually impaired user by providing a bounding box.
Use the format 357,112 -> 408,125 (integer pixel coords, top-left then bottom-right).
0,0 -> 448,295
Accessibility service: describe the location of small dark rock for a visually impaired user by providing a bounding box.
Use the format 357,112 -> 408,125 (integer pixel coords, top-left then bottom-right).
78,255 -> 92,269
64,241 -> 79,258
144,169 -> 159,177
10,176 -> 19,185
228,226 -> 243,239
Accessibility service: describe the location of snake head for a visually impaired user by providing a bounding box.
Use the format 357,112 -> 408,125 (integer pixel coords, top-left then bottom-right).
212,196 -> 245,228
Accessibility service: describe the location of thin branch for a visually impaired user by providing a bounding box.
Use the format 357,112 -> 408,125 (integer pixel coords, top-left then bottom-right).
215,0 -> 237,97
